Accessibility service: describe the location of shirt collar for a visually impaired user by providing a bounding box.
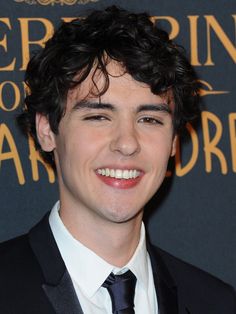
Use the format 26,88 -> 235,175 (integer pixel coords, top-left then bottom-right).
49,201 -> 149,299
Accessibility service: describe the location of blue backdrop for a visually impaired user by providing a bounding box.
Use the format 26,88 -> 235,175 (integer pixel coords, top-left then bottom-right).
0,0 -> 236,289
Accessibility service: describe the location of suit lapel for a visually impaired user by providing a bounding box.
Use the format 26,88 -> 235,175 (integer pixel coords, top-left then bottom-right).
28,213 -> 84,314
42,271 -> 83,314
148,243 -> 191,314
28,213 -> 191,313
148,243 -> 179,314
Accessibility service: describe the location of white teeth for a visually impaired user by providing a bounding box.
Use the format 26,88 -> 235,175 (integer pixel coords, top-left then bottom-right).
116,169 -> 122,178
110,169 -> 115,177
123,170 -> 129,179
97,168 -> 141,179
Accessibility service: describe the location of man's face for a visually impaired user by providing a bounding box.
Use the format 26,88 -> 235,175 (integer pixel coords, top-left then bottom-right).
37,62 -> 176,225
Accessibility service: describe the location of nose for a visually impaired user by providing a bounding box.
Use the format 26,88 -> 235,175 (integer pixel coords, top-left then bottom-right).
109,121 -> 141,157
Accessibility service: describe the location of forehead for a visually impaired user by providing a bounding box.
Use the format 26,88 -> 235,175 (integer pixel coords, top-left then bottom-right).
67,61 -> 173,109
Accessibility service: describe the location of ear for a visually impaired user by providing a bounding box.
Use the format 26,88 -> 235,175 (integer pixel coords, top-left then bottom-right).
36,113 -> 56,152
170,135 -> 177,157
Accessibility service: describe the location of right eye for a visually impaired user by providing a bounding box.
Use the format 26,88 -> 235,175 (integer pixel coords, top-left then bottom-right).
83,115 -> 110,121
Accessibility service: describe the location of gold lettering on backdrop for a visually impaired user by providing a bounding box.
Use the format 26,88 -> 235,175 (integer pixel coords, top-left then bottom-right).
188,15 -> 201,66
0,11 -> 235,180
205,15 -> 236,65
28,136 -> 55,183
0,14 -> 235,69
229,113 -> 236,172
202,111 -> 227,174
198,80 -> 228,96
151,16 -> 180,40
0,124 -> 25,184
0,81 -> 21,111
18,18 -> 54,70
14,0 -> 99,5
175,123 -> 199,176
61,17 -> 77,23
0,18 -> 16,71
37,0 -> 77,4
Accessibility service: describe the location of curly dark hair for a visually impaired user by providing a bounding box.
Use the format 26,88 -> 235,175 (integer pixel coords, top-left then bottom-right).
17,5 -> 199,168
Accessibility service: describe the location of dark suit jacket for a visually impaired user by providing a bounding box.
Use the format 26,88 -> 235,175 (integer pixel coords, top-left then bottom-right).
0,213 -> 235,314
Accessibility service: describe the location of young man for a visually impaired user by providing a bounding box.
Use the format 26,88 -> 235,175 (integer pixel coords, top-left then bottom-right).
0,6 -> 235,314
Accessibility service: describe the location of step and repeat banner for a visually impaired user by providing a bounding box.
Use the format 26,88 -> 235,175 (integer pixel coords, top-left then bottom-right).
0,0 -> 235,288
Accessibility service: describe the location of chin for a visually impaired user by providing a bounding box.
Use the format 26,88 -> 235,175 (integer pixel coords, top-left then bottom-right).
103,207 -> 143,224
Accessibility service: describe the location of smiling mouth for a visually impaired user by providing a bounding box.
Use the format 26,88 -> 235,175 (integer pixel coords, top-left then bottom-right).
97,168 -> 141,180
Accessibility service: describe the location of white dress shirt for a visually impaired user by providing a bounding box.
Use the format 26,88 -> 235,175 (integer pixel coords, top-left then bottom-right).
49,201 -> 158,313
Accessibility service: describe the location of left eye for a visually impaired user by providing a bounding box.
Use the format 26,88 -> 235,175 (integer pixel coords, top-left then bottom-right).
138,117 -> 163,125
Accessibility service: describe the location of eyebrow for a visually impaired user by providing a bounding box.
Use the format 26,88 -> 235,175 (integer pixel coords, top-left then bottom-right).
137,104 -> 171,114
72,100 -> 171,114
72,100 -> 115,111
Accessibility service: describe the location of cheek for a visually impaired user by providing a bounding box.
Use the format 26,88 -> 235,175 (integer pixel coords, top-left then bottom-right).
56,130 -> 106,168
147,131 -> 174,155
147,139 -> 174,171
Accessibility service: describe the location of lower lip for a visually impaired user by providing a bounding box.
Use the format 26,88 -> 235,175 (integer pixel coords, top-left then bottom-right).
96,173 -> 143,189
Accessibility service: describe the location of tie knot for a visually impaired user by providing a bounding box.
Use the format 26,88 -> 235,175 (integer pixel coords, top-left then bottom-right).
102,270 -> 137,313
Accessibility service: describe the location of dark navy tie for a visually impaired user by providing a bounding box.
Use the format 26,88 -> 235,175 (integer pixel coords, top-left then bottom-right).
102,270 -> 137,313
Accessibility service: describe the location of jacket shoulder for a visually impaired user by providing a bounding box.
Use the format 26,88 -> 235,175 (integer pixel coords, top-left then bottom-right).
0,233 -> 45,284
155,246 -> 232,286
0,234 -> 33,266
150,245 -> 236,312
0,234 -> 50,313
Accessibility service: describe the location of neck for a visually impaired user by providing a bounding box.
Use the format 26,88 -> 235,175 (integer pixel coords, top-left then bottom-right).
59,204 -> 143,267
